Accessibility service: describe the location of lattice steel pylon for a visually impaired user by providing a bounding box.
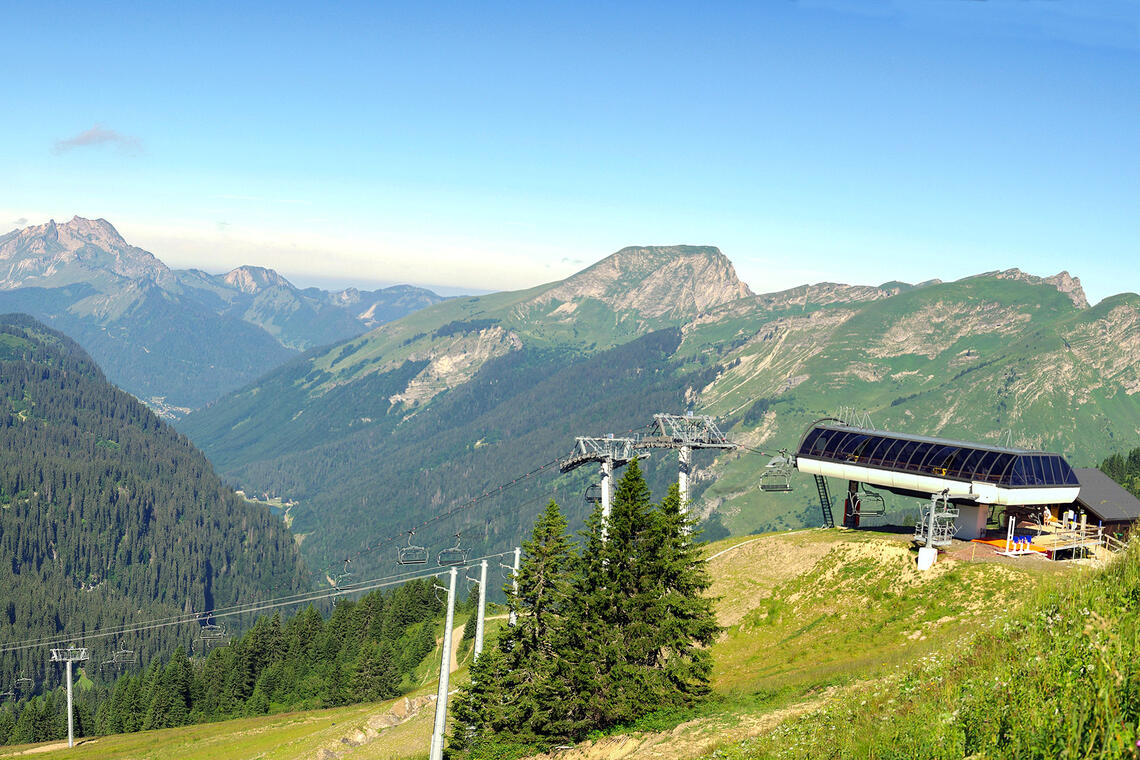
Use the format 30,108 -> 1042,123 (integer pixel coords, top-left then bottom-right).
50,646 -> 89,748
637,413 -> 737,513
560,436 -> 639,534
914,490 -> 958,548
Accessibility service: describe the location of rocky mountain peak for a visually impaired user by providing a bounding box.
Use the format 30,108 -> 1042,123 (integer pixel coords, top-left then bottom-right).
991,268 -> 1089,309
0,216 -> 169,289
222,265 -> 294,295
535,245 -> 753,319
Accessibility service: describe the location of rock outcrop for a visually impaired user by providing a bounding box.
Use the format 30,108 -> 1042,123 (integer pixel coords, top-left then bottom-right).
533,245 -> 753,319
990,268 -> 1089,308
0,216 -> 170,288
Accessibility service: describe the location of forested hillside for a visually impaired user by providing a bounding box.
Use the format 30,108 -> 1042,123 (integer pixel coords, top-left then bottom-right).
188,328 -> 717,581
0,580 -> 445,746
1100,446 -> 1140,498
0,315 -> 306,692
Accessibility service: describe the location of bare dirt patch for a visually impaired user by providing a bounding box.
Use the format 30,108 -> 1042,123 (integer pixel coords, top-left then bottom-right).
707,533 -> 832,627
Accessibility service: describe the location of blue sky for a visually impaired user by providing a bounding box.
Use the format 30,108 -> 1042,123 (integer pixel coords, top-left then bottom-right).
1,0 -> 1137,302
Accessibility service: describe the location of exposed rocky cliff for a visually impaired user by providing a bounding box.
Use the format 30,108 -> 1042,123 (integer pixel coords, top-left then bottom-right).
989,268 -> 1089,308
533,245 -> 753,319
0,216 -> 171,288
223,265 -> 293,294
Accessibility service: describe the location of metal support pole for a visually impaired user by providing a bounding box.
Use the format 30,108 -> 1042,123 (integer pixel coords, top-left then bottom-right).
678,445 -> 691,514
66,659 -> 74,748
474,560 -> 487,660
927,495 -> 937,549
509,547 -> 521,626
429,568 -> 457,760
600,457 -> 613,539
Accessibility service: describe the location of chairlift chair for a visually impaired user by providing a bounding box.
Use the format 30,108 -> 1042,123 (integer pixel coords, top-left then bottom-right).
584,483 -> 602,505
759,450 -> 794,493
396,531 -> 429,565
200,615 -> 227,647
437,532 -> 469,567
13,676 -> 32,692
113,648 -> 137,666
858,484 -> 886,516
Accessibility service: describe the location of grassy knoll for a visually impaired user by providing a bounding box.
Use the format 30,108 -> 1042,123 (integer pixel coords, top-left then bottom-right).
0,698 -> 433,760
702,538 -> 1140,758
517,529 -> 1060,760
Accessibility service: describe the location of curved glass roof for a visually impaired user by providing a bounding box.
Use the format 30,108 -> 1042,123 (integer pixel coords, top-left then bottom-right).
796,424 -> 1079,488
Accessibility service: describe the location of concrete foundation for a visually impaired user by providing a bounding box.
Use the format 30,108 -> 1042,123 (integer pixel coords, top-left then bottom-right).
954,504 -> 987,540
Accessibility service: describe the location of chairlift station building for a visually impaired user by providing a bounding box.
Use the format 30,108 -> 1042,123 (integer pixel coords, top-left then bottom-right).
794,421 -> 1082,539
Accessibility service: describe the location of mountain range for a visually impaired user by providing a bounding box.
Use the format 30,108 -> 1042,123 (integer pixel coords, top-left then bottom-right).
179,244 -> 1140,580
0,217 -> 445,416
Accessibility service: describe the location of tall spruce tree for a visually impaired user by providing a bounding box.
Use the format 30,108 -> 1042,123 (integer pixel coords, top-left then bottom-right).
451,500 -> 576,753
644,483 -> 718,702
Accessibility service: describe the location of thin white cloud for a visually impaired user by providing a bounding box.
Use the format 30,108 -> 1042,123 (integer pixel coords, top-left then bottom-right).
214,194 -> 311,205
53,125 -> 143,156
9,217 -> 28,229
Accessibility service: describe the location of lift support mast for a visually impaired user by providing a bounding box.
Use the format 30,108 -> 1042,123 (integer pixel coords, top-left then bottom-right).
559,436 -> 638,535
637,413 -> 737,513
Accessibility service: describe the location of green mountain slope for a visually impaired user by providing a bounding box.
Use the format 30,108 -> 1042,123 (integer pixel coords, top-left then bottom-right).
181,246 -> 749,574
181,249 -> 1139,580
0,315 -> 306,691
695,273 -> 1140,535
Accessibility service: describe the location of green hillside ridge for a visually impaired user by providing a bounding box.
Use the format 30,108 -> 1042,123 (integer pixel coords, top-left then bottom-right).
181,246 -> 1137,581
0,314 -> 306,693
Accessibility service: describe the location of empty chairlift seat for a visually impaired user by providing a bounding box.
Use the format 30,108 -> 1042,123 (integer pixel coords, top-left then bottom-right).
760,450 -> 794,492
437,533 -> 469,567
397,531 -> 429,565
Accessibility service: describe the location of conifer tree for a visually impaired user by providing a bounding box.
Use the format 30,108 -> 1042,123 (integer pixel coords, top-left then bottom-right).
644,483 -> 718,702
451,499 -> 576,752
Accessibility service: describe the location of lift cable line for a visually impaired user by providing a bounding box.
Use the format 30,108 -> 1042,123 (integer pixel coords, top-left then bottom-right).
322,421 -> 657,579
324,455 -> 566,579
0,549 -> 522,656
0,553 -> 500,658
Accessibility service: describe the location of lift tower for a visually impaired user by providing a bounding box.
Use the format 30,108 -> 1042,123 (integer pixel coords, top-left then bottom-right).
560,436 -> 639,534
50,647 -> 89,748
637,413 -> 737,513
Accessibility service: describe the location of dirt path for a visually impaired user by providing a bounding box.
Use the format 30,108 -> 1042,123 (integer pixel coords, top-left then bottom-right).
522,693 -> 830,760
449,623 -> 465,673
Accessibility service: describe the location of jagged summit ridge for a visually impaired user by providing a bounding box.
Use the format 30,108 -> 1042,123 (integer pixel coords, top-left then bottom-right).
0,215 -> 170,288
223,265 -> 293,294
987,268 -> 1089,308
535,245 -> 753,319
